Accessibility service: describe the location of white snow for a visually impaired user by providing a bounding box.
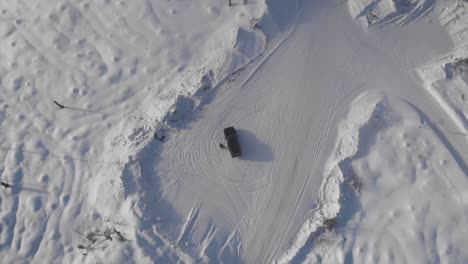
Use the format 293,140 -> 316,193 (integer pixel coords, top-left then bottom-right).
298,92 -> 468,263
276,92 -> 383,264
0,0 -> 468,263
0,0 -> 266,262
347,0 -> 438,28
417,46 -> 468,137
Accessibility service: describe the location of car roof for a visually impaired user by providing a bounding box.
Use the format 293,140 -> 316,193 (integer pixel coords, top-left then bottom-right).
224,126 -> 236,135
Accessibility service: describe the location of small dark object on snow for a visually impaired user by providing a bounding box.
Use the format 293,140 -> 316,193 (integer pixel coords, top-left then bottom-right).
154,132 -> 165,142
228,0 -> 231,6
224,127 -> 242,157
323,218 -> 337,230
54,100 -> 65,109
219,143 -> 226,149
369,12 -> 379,20
1,181 -> 11,188
113,228 -> 128,242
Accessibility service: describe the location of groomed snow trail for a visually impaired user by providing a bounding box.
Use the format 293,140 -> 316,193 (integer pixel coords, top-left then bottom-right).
141,0 -> 467,263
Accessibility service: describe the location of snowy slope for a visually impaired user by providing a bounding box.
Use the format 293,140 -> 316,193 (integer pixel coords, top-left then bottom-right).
1,0 -> 468,263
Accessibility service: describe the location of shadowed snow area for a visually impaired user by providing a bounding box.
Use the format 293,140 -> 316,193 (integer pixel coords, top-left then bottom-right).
1,0 -> 468,263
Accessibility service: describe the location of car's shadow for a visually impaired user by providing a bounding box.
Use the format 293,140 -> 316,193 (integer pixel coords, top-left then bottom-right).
236,129 -> 274,162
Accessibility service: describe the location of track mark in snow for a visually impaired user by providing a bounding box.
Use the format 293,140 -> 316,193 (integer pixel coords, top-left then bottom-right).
278,77 -> 366,260
177,200 -> 201,245
198,222 -> 217,261
143,0 -> 161,30
218,231 -> 237,259
277,91 -> 381,264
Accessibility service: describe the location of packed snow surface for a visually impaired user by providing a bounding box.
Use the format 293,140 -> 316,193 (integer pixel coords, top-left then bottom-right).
0,0 -> 467,263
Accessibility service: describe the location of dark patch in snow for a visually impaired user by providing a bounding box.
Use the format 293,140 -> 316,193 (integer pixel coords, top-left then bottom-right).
236,129 -> 274,162
445,57 -> 468,83
162,95 -> 196,129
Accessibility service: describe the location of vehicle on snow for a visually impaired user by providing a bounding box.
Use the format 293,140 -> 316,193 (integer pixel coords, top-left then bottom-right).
224,127 -> 242,158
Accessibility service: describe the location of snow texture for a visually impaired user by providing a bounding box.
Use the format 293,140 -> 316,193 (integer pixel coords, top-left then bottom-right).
0,0 -> 468,263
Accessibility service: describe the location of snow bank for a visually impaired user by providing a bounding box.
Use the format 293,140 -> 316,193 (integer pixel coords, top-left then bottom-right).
277,92 -> 383,264
161,25 -> 266,130
284,92 -> 468,263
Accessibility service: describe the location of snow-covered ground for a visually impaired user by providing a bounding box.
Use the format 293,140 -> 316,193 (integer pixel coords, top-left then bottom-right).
0,0 -> 267,262
417,47 -> 468,140
416,0 -> 468,140
293,92 -> 468,263
0,0 -> 467,263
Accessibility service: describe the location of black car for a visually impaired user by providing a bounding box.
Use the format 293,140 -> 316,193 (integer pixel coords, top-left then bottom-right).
224,127 -> 242,158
